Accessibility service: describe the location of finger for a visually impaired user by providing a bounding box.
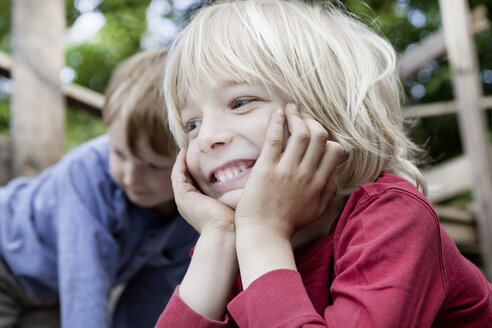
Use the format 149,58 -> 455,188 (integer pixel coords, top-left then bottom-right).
317,178 -> 338,217
316,140 -> 344,183
171,148 -> 196,195
257,108 -> 286,164
281,103 -> 310,164
171,148 -> 187,186
298,110 -> 329,169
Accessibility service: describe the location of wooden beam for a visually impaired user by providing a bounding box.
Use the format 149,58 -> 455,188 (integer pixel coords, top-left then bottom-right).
404,95 -> 492,118
0,51 -> 11,78
0,50 -> 103,114
424,147 -> 492,204
436,204 -> 478,249
440,221 -> 477,246
11,0 -> 66,177
62,82 -> 104,115
424,155 -> 472,203
398,5 -> 489,80
439,0 -> 492,278
434,203 -> 475,224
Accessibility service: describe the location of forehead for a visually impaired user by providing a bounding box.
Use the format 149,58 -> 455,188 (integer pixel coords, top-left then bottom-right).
133,134 -> 174,165
107,115 -> 126,142
108,118 -> 173,165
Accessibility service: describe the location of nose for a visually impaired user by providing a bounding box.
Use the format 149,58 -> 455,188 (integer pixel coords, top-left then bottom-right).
196,116 -> 233,153
123,161 -> 143,187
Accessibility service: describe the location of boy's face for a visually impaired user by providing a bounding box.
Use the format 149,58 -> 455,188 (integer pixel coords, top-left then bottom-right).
107,117 -> 175,210
181,80 -> 288,209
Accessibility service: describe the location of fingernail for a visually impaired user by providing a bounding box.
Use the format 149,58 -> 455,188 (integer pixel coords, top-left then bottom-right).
288,103 -> 298,111
276,108 -> 284,116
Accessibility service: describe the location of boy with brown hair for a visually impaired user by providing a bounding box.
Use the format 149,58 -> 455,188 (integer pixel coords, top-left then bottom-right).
0,48 -> 198,327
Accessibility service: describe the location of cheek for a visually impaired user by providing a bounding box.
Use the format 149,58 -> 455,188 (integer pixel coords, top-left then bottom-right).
109,154 -> 124,185
151,173 -> 174,196
185,146 -> 205,187
254,120 -> 271,149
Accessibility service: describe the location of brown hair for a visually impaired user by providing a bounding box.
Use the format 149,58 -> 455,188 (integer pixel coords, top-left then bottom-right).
103,48 -> 177,158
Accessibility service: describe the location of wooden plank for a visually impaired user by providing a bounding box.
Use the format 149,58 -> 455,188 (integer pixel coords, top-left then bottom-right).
440,221 -> 477,245
398,5 -> 489,80
62,82 -> 104,115
11,0 -> 66,177
0,51 -> 11,78
436,203 -> 477,248
424,148 -> 492,203
424,155 -> 472,203
404,95 -> 492,118
1,50 -> 103,114
439,0 -> 492,278
434,203 -> 474,224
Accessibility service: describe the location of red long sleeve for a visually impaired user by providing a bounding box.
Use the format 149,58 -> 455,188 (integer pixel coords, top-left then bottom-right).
156,173 -> 492,327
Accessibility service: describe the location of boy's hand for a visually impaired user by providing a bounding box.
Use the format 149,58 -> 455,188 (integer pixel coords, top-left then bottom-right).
172,149 -> 235,234
234,103 -> 344,241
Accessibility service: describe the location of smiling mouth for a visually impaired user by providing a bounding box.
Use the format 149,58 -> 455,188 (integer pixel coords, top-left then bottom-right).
211,160 -> 256,183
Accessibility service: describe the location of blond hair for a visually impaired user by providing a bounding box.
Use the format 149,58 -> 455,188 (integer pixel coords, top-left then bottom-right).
104,48 -> 177,157
164,0 -> 426,195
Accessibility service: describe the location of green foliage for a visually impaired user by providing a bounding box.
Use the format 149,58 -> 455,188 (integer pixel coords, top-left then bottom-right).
64,107 -> 106,151
0,0 -> 11,52
65,0 -> 79,28
66,0 -> 151,93
0,99 -> 9,135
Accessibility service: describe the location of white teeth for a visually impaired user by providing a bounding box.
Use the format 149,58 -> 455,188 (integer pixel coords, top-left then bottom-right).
214,162 -> 251,183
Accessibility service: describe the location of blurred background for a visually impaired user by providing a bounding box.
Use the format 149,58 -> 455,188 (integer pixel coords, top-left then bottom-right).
0,0 -> 491,271
0,0 -> 490,153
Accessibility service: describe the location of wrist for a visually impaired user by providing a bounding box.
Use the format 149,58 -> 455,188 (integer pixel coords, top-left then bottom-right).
235,225 -> 296,289
200,219 -> 236,236
180,224 -> 237,320
235,219 -> 293,242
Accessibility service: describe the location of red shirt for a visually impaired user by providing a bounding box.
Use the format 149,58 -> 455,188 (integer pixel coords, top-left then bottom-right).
156,173 -> 492,327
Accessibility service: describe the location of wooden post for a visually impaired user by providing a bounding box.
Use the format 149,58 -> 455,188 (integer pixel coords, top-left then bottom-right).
11,0 -> 65,177
397,5 -> 489,80
439,0 -> 492,278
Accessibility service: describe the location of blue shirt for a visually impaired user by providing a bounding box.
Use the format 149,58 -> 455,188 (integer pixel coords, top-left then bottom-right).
0,134 -> 199,327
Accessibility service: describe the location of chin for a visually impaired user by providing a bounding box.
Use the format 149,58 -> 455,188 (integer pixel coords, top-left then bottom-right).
128,194 -> 157,208
218,189 -> 243,210
131,198 -> 154,208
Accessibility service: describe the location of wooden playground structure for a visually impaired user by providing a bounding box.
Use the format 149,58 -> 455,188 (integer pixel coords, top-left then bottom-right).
0,0 -> 492,277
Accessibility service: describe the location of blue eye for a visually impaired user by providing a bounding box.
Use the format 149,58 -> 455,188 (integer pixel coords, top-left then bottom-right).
231,98 -> 256,109
185,120 -> 201,132
232,99 -> 248,109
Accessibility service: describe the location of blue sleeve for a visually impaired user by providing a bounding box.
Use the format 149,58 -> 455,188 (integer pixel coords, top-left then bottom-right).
112,218 -> 198,328
54,137 -> 120,327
